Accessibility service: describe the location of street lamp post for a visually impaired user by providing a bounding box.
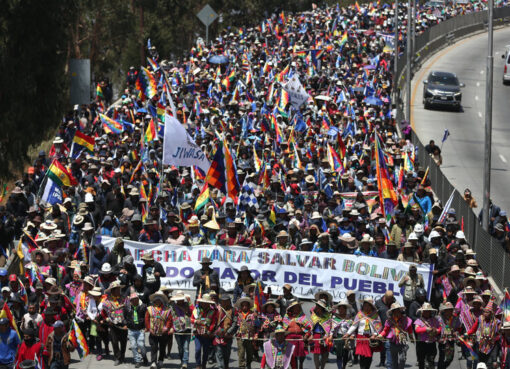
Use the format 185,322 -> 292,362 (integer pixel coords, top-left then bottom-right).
482,0 -> 494,231
406,0 -> 412,123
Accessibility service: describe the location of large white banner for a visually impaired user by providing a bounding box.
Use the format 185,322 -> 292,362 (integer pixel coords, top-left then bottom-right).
101,237 -> 433,303
162,114 -> 211,173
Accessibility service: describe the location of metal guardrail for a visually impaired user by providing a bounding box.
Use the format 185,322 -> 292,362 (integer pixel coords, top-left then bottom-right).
397,7 -> 510,291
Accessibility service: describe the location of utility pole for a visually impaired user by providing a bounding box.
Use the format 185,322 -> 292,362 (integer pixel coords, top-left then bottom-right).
393,0 -> 399,109
406,0 -> 412,122
482,0 -> 494,231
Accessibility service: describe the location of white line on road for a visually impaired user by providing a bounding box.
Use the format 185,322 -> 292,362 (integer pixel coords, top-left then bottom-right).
475,95 -> 479,100
480,70 -> 484,74
500,154 -> 508,163
478,111 -> 483,118
477,82 -> 480,87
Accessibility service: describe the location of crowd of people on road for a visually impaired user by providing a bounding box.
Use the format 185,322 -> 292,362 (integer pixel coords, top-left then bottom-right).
2,1 -> 510,369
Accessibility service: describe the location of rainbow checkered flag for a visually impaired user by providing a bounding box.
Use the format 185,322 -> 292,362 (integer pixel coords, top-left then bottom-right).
253,280 -> 266,313
69,319 -> 90,359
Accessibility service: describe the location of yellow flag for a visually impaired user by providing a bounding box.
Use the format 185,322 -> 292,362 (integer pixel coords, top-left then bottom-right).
16,239 -> 24,275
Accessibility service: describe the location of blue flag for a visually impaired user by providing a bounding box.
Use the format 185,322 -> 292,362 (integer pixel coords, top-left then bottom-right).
442,129 -> 450,143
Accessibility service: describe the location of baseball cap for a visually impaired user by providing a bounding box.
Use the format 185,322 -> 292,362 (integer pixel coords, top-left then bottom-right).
8,275 -> 17,282
0,269 -> 7,277
53,320 -> 64,328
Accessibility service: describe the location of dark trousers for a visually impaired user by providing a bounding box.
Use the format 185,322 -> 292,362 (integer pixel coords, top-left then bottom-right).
416,342 -> 437,369
359,356 -> 372,369
149,334 -> 169,363
110,325 -> 127,361
95,324 -> 110,355
195,336 -> 213,369
215,341 -> 233,369
438,342 -> 454,369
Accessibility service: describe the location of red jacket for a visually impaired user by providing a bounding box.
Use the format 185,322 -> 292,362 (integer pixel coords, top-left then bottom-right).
16,341 -> 43,369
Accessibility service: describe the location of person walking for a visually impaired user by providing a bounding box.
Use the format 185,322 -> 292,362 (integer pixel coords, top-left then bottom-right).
414,303 -> 441,369
124,293 -> 148,368
101,280 -> 128,366
169,292 -> 193,369
213,295 -> 238,369
145,291 -> 172,369
377,303 -> 413,369
345,298 -> 383,369
192,294 -> 219,369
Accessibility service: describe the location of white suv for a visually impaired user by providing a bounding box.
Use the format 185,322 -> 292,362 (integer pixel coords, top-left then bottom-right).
502,46 -> 510,84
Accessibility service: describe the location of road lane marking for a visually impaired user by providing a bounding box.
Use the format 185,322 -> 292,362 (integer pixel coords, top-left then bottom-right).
500,154 -> 507,163
411,28 -> 508,131
481,70 -> 484,74
475,95 -> 479,100
478,111 -> 483,118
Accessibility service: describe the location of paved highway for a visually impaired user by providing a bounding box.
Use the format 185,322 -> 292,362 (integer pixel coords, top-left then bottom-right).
412,27 -> 510,214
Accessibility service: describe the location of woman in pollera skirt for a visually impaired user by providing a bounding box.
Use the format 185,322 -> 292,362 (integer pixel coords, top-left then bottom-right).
344,298 -> 382,369
283,300 -> 312,369
310,299 -> 333,369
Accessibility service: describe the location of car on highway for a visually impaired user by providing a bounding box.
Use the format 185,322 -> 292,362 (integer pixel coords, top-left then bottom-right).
422,71 -> 464,111
502,46 -> 510,84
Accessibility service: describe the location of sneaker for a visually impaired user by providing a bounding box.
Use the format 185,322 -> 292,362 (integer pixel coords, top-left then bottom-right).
181,365 -> 187,369
135,363 -> 141,368
96,355 -> 103,361
114,360 -> 121,366
150,363 -> 157,369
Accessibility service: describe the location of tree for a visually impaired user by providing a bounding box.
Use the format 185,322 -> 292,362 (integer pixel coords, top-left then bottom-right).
0,0 -> 77,178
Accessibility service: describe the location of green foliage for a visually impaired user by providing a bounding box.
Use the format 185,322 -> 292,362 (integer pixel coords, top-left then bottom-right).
0,0 -> 371,178
0,0 -> 76,178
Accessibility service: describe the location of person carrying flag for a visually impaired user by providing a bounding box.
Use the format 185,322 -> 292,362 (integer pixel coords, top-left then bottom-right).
44,320 -> 74,369
0,317 -> 20,369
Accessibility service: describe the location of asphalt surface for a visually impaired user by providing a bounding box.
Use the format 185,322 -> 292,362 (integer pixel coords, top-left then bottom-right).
69,300 -> 468,369
411,26 -> 510,213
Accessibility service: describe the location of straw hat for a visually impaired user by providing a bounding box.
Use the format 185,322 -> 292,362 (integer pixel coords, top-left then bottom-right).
448,265 -> 460,273
439,302 -> 455,311
88,287 -> 102,297
82,276 -> 94,287
386,302 -> 405,318
170,293 -> 188,302
235,297 -> 254,309
106,280 -> 124,292
360,297 -> 376,310
418,302 -> 437,315
315,299 -> 329,310
82,222 -> 94,232
141,253 -> 154,261
333,300 -> 351,310
262,300 -> 278,311
150,291 -> 169,305
287,299 -> 303,311
197,293 -> 217,305
314,291 -> 333,304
